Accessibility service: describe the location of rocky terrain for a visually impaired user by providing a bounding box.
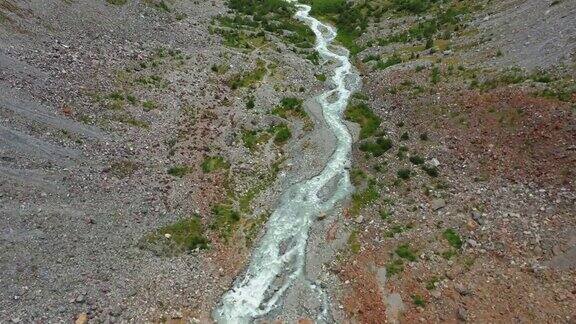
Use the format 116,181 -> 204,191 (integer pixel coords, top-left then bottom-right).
1,0 -> 574,323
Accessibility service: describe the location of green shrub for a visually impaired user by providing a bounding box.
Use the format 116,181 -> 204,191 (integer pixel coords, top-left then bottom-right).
359,137 -> 393,157
422,164 -> 439,177
409,155 -> 425,165
397,168 -> 411,180
400,131 -> 409,140
412,294 -> 426,307
273,124 -> 292,144
395,244 -> 417,261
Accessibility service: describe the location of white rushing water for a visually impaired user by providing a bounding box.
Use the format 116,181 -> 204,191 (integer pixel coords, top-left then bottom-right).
213,3 -> 359,323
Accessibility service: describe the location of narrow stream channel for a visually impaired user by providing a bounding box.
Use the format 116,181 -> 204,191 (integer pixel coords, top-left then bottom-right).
213,2 -> 360,322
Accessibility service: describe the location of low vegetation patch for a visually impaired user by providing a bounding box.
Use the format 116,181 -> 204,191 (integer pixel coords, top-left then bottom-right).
168,165 -> 192,177
210,203 -> 241,240
443,228 -> 463,249
201,156 -> 229,173
359,137 -> 393,157
228,59 -> 267,89
140,216 -> 210,256
395,243 -> 417,261
345,102 -> 381,139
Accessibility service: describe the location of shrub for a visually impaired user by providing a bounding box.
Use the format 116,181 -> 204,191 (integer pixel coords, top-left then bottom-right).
422,164 -> 439,177
409,155 -> 425,165
412,294 -> 426,307
273,124 -> 292,144
395,244 -> 417,261
359,137 -> 393,157
397,168 -> 411,180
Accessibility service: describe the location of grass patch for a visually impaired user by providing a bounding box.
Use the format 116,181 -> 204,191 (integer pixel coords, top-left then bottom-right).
272,97 -> 307,119
168,165 -> 191,177
142,100 -> 158,111
345,102 -> 381,139
348,230 -> 361,254
376,53 -> 402,70
426,276 -> 440,290
386,259 -> 404,276
210,204 -> 241,240
350,183 -> 379,215
106,0 -> 127,5
359,137 -> 393,157
397,168 -> 411,180
272,123 -> 292,145
140,216 -> 209,256
108,160 -> 139,179
442,228 -> 463,249
412,294 -> 426,307
395,243 -> 417,261
228,59 -> 267,89
201,156 -> 229,173
385,224 -> 412,237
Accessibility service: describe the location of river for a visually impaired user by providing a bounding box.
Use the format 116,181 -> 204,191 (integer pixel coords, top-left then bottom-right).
213,2 -> 359,322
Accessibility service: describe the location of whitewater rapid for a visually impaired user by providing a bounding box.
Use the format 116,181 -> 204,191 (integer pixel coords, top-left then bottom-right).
213,3 -> 359,322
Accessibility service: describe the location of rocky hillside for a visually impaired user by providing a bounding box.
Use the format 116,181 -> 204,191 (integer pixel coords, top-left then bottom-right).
1,0 -> 574,323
